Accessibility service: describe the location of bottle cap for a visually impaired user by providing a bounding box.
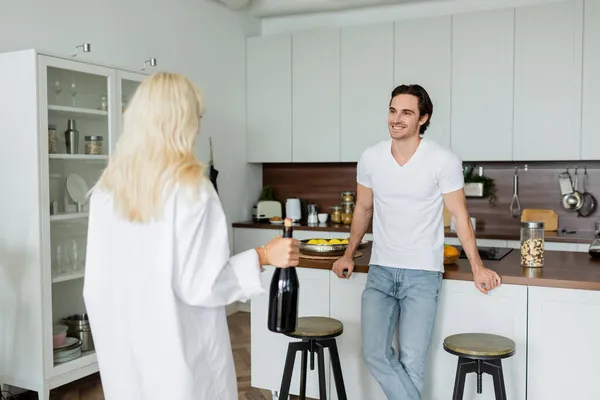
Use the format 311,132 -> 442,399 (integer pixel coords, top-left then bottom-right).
284,218 -> 293,227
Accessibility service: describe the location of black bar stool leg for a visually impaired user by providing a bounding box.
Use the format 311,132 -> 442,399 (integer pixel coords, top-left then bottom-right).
325,339 -> 347,400
452,357 -> 477,400
489,360 -> 507,400
299,348 -> 308,400
279,342 -> 304,400
316,344 -> 327,400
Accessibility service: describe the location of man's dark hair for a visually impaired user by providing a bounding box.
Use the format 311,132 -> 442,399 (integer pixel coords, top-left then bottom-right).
390,84 -> 433,135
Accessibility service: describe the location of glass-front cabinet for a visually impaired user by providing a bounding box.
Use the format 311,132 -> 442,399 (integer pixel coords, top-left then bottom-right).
0,49 -> 148,400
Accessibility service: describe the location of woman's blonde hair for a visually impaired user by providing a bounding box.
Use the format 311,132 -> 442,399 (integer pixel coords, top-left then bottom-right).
96,71 -> 205,223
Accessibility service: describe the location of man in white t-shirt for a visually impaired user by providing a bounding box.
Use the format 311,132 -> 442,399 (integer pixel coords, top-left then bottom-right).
332,84 -> 501,400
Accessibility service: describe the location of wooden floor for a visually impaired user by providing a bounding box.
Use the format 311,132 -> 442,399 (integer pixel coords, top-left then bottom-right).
41,311 -> 305,400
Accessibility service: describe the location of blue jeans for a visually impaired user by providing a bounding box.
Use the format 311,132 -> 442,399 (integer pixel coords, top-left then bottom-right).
361,265 -> 443,400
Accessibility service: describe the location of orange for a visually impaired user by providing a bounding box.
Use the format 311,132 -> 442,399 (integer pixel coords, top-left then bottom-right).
444,245 -> 459,258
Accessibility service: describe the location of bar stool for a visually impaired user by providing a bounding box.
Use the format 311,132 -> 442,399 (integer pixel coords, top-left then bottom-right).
277,316 -> 347,400
443,333 -> 516,400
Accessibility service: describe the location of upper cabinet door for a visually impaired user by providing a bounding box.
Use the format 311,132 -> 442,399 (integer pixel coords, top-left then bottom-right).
340,23 -> 394,162
451,9 -> 515,162
582,0 -> 600,160
394,16 -> 451,148
292,28 -> 341,162
246,35 -> 292,163
513,1 -> 584,161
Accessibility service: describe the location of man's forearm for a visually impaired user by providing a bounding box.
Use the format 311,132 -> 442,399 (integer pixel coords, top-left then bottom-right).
344,206 -> 372,257
453,214 -> 484,271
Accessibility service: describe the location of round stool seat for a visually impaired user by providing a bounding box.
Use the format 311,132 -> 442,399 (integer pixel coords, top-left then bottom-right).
285,316 -> 344,340
443,333 -> 516,360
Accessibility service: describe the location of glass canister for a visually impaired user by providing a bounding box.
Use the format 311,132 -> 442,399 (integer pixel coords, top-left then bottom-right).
520,221 -> 544,268
341,202 -> 354,225
48,124 -> 58,154
85,136 -> 103,155
330,206 -> 342,224
341,191 -> 355,203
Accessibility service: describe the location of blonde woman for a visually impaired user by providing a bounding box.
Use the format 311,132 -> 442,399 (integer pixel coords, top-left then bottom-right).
83,72 -> 299,400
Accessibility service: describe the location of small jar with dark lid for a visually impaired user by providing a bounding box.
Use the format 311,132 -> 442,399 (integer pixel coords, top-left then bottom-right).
520,221 -> 544,268
84,136 -> 103,155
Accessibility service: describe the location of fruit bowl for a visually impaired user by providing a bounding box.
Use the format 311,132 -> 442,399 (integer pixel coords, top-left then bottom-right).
300,238 -> 349,256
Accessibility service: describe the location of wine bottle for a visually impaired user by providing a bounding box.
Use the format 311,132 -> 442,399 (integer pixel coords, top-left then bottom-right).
267,218 -> 300,333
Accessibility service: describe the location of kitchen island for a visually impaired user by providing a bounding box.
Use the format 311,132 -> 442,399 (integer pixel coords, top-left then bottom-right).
247,240 -> 600,400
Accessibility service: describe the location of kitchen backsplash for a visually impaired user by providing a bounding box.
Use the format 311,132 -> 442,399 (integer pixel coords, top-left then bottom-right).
262,161 -> 600,233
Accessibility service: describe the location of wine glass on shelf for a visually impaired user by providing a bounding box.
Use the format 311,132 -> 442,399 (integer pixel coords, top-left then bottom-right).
70,78 -> 78,107
53,80 -> 62,105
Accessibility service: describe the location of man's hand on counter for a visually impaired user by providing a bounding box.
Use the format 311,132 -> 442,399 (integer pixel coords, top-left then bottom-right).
472,265 -> 502,294
333,256 -> 355,279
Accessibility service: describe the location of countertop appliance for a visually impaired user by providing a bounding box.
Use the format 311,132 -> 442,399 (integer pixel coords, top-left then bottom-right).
252,200 -> 282,222
455,246 -> 513,261
285,198 -> 302,222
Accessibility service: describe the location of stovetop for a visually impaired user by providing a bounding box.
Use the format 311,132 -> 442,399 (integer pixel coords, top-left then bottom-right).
454,246 -> 513,261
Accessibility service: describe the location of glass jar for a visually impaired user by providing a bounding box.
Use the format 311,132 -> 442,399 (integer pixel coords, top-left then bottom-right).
341,191 -> 355,203
48,124 -> 58,154
330,206 -> 342,224
85,136 -> 103,155
520,221 -> 544,268
341,202 -> 354,225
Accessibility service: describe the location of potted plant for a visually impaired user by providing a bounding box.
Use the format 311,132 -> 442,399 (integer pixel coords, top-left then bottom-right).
463,166 -> 497,206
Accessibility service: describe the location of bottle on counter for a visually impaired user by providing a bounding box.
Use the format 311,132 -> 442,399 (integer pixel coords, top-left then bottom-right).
520,221 -> 544,268
267,218 -> 299,333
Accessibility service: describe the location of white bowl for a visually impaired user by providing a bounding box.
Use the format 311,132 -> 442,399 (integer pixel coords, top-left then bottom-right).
317,213 -> 328,223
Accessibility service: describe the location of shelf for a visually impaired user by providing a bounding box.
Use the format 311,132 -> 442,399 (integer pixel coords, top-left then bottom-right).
48,105 -> 108,120
50,213 -> 88,222
52,350 -> 97,378
52,271 -> 85,283
49,154 -> 108,161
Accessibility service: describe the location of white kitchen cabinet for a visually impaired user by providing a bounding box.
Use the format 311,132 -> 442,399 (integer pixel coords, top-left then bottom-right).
423,280 -> 528,400
527,286 -> 600,399
0,49 -> 148,399
513,0 -> 584,161
340,23 -> 394,162
581,0 -> 600,160
394,16 -> 451,148
329,272 -> 387,400
251,266 -> 331,398
246,35 -> 293,163
292,28 -> 341,162
451,9 -> 514,161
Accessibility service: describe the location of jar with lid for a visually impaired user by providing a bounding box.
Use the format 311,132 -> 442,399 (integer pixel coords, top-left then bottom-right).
341,191 -> 355,203
85,136 -> 103,155
48,124 -> 58,154
520,221 -> 544,268
341,202 -> 354,225
330,206 -> 342,224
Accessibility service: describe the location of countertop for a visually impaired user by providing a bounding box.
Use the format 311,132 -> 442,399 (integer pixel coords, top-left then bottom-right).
296,243 -> 600,291
232,220 -> 597,244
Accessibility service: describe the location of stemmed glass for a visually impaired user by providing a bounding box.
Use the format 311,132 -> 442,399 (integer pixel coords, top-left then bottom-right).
70,78 -> 78,107
53,80 -> 62,105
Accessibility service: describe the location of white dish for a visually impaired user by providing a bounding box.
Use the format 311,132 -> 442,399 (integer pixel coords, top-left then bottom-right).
66,173 -> 89,205
269,220 -> 284,225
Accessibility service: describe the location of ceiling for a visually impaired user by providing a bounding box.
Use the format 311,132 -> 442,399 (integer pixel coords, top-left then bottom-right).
245,0 -> 431,17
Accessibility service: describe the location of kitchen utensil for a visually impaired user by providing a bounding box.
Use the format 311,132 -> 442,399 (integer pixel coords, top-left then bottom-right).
560,168 -> 583,212
285,198 -> 302,222
63,313 -> 94,352
521,209 -> 558,231
64,119 -> 79,154
577,167 -> 597,217
252,200 -> 282,222
307,204 -> 318,224
509,167 -> 521,218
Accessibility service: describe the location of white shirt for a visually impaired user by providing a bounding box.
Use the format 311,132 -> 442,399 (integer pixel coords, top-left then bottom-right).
83,178 -> 265,400
357,138 -> 464,272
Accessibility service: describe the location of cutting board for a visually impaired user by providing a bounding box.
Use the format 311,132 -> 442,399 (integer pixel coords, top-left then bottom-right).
521,209 -> 558,231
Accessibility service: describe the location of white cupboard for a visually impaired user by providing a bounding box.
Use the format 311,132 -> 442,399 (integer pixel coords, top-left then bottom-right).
394,16 -> 452,148
451,8 -> 515,162
527,286 -> 600,399
246,35 -> 293,163
292,28 -> 341,162
340,23 -> 394,162
581,0 -> 600,160
513,0 -> 584,161
0,49 -> 146,399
